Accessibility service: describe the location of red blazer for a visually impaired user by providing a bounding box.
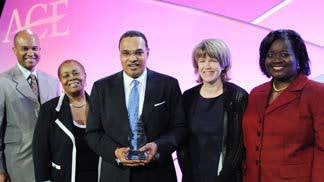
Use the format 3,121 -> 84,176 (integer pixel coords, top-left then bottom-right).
243,74 -> 324,182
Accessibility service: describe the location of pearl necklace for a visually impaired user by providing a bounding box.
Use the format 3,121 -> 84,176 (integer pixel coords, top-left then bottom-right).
272,81 -> 288,92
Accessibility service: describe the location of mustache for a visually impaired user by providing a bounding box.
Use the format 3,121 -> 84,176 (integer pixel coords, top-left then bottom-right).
128,63 -> 140,66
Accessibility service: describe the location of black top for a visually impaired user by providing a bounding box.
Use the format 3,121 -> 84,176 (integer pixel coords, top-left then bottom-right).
74,124 -> 98,182
33,94 -> 99,182
177,82 -> 248,182
189,94 -> 224,182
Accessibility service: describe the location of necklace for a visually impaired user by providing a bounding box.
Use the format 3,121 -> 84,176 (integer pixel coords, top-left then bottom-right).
272,81 -> 288,92
70,103 -> 86,108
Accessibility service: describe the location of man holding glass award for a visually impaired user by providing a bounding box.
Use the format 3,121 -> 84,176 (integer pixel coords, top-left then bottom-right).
86,30 -> 186,182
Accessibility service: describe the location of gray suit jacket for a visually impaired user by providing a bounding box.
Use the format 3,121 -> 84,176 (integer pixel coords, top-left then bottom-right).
0,65 -> 60,182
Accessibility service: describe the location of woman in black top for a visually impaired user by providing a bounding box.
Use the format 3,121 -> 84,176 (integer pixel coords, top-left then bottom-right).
177,39 -> 248,182
33,59 -> 99,182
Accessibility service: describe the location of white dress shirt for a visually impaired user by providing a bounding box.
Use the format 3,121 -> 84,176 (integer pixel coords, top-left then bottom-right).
17,63 -> 38,84
123,69 -> 147,118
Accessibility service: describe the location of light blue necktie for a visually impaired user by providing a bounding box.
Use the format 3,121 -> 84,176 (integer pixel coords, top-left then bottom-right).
128,80 -> 139,134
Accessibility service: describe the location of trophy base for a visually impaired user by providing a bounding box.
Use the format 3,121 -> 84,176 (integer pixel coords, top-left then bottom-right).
127,150 -> 147,160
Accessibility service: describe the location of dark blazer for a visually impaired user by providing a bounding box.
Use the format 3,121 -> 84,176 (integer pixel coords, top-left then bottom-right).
243,74 -> 324,182
85,69 -> 186,182
33,94 -> 99,182
178,82 -> 248,182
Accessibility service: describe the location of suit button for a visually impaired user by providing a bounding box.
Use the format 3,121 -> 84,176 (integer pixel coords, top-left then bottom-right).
256,146 -> 259,151
257,131 -> 261,137
256,160 -> 259,165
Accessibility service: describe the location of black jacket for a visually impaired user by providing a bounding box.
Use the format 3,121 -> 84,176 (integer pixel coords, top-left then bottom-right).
177,82 -> 248,182
33,94 -> 99,182
85,70 -> 186,182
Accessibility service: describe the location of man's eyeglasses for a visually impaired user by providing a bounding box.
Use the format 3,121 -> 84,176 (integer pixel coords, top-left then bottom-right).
120,49 -> 147,58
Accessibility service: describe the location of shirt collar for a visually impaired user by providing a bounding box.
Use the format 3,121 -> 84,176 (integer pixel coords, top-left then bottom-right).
123,68 -> 147,87
17,63 -> 37,79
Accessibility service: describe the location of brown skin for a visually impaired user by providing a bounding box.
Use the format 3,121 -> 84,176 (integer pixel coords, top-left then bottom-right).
265,39 -> 298,84
12,30 -> 41,72
115,36 -> 158,167
58,61 -> 86,99
265,39 -> 299,104
0,173 -> 10,182
0,29 -> 40,182
59,61 -> 88,125
114,143 -> 158,166
119,36 -> 149,78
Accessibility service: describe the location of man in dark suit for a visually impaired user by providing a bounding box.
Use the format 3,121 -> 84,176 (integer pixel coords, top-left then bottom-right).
86,30 -> 185,182
0,29 -> 60,182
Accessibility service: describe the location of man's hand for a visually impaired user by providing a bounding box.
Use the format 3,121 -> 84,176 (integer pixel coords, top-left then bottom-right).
0,173 -> 10,182
114,147 -> 145,167
140,142 -> 158,164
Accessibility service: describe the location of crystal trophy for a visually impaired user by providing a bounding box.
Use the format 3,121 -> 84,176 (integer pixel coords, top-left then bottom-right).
127,116 -> 147,160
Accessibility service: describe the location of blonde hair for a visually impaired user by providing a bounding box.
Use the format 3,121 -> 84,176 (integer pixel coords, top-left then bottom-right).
192,39 -> 231,82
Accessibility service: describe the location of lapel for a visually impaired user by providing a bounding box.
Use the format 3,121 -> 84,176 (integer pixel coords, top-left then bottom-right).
11,65 -> 39,105
57,95 -> 74,133
265,74 -> 308,115
187,84 -> 201,120
37,71 -> 52,104
253,82 -> 272,120
223,83 -> 232,112
142,70 -> 158,123
112,72 -> 131,131
56,93 -> 91,134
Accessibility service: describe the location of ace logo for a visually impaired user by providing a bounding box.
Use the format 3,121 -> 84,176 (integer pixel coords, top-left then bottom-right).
2,0 -> 69,43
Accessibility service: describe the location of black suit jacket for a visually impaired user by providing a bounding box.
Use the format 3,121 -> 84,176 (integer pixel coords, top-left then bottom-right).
86,69 -> 186,182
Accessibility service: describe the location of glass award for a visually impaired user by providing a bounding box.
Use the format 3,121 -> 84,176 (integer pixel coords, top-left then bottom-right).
127,116 -> 147,160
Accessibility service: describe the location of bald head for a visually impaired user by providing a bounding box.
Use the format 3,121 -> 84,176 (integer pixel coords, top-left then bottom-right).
14,29 -> 40,47
13,29 -> 41,71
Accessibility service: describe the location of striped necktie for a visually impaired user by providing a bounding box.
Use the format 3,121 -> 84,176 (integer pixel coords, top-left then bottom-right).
29,74 -> 39,98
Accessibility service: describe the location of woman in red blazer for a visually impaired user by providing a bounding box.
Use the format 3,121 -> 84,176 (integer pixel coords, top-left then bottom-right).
243,29 -> 324,182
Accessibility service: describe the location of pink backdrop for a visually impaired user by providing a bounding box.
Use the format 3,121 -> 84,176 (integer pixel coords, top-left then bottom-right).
1,0 -> 324,180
